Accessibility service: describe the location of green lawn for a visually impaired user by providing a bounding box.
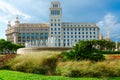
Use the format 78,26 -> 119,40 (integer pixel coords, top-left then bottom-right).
0,70 -> 119,80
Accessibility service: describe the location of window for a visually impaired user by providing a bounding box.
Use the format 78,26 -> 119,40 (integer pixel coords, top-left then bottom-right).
51,28 -> 53,30
75,32 -> 77,34
36,33 -> 38,36
32,33 -> 34,36
58,28 -> 60,30
90,28 -> 91,31
58,23 -> 60,26
86,28 -> 88,31
67,28 -> 69,31
58,36 -> 60,38
54,23 -> 56,26
93,32 -> 95,34
86,32 -> 88,34
90,32 -> 92,34
64,36 -> 65,38
18,33 -> 21,36
75,39 -> 77,42
71,28 -> 73,31
51,10 -> 60,15
82,32 -> 84,34
63,28 -> 65,31
75,28 -> 77,31
51,19 -> 53,21
58,39 -> 60,41
51,32 -> 53,34
67,32 -> 69,34
93,28 -> 95,31
40,33 -> 43,35
78,32 -> 80,34
51,23 -> 53,26
58,32 -> 60,34
75,36 -> 77,38
22,33 -> 26,37
78,28 -> 80,31
58,19 -> 60,21
45,33 -> 48,37
55,28 -> 56,31
71,36 -> 73,38
86,36 -> 88,38
55,32 -> 56,34
53,4 -> 58,8
64,32 -> 65,34
82,28 -> 84,31
27,33 -> 30,36
40,33 -> 43,38
71,32 -> 73,34
82,36 -> 84,38
67,43 -> 69,46
90,36 -> 92,38
56,10 -> 60,15
67,36 -> 69,38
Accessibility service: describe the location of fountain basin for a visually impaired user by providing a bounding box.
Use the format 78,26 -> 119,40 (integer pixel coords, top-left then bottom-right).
17,47 -> 71,54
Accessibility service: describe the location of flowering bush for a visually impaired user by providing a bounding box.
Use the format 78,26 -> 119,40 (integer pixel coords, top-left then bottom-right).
0,54 -> 16,69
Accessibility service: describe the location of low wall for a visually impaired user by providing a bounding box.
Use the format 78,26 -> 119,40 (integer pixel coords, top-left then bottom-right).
17,47 -> 71,54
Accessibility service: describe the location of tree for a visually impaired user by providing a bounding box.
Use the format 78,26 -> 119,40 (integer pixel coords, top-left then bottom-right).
62,40 -> 105,61
0,39 -> 24,54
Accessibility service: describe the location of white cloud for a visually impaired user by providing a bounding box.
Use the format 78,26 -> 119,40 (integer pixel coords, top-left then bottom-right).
97,13 -> 117,29
0,0 -> 31,39
0,0 -> 31,24
97,13 -> 120,41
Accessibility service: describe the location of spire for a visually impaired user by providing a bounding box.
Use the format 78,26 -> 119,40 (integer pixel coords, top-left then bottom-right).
99,34 -> 103,40
15,15 -> 20,24
7,21 -> 11,28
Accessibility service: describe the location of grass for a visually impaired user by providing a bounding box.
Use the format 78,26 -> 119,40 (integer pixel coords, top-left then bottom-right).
0,70 -> 115,80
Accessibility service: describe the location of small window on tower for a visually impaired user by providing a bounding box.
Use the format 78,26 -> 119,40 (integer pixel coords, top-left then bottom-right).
53,4 -> 58,8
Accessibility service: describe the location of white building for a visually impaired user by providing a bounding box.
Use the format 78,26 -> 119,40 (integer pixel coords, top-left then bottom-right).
6,1 -> 99,47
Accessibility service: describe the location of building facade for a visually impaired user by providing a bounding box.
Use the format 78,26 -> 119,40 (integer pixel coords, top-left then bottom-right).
6,1 -> 99,47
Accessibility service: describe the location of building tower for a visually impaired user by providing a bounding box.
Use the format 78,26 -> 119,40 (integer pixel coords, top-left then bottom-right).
49,1 -> 62,47
13,16 -> 20,44
7,21 -> 11,28
15,15 -> 20,25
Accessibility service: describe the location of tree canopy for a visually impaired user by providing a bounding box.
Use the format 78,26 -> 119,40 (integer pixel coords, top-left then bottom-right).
0,39 -> 24,53
62,40 -> 116,61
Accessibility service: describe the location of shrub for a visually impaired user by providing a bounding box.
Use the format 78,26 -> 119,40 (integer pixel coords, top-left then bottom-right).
56,60 -> 120,77
62,40 -> 105,61
8,51 -> 60,75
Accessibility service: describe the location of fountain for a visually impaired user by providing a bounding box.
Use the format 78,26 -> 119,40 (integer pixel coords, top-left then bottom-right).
17,37 -> 71,54
115,40 -> 118,51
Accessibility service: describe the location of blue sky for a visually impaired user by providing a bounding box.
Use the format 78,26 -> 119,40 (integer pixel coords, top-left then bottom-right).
0,0 -> 120,41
